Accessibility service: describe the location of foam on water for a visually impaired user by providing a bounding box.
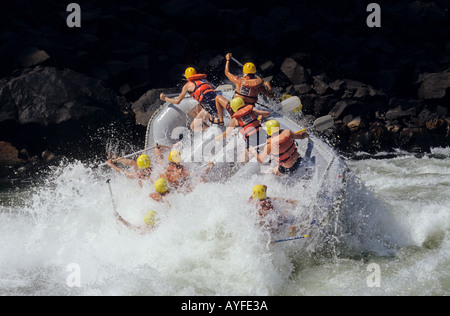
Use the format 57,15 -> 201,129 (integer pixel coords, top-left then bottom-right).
1,149 -> 448,295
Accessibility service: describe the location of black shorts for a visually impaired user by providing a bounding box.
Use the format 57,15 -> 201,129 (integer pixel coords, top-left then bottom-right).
278,157 -> 302,175
200,92 -> 219,117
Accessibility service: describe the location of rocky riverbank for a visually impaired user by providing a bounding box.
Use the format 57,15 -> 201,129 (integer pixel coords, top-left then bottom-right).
1,0 -> 449,173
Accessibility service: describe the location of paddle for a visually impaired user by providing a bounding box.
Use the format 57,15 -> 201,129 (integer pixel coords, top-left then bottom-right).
106,179 -> 118,214
280,96 -> 302,113
296,115 -> 334,133
163,84 -> 234,99
271,234 -> 310,244
253,115 -> 335,150
99,144 -> 171,167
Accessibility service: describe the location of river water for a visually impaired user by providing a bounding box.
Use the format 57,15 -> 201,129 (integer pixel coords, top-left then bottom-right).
0,147 -> 448,296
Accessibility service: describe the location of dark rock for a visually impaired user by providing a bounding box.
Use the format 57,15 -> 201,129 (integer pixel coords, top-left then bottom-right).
313,78 -> 333,96
260,61 -> 276,75
280,57 -> 310,85
385,106 -> 416,121
297,94 -> 317,115
418,71 -> 450,100
329,79 -> 345,93
131,88 -> 177,126
14,47 -> 50,68
418,108 -> 438,127
328,99 -> 359,120
346,116 -> 365,131
286,83 -> 312,96
0,141 -> 23,167
0,67 -> 125,125
313,95 -> 338,117
41,150 -> 56,163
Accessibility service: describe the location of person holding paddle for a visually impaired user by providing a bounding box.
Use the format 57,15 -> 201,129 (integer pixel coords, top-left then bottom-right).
249,184 -> 298,234
114,210 -> 158,235
217,53 -> 274,118
250,119 -> 309,175
106,154 -> 153,185
215,97 -> 270,161
160,67 -> 230,131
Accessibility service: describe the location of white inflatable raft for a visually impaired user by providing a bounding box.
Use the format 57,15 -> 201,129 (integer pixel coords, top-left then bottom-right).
144,86 -> 349,242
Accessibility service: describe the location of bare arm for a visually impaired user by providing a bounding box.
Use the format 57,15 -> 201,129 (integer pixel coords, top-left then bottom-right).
225,53 -> 241,85
251,141 -> 271,163
160,83 -> 190,105
106,160 -> 139,179
114,211 -> 153,234
253,109 -> 271,118
292,130 -> 309,140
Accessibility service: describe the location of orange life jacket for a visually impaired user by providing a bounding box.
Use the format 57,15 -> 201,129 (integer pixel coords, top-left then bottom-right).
235,76 -> 264,105
270,130 -> 298,165
232,105 -> 261,138
188,74 -> 215,103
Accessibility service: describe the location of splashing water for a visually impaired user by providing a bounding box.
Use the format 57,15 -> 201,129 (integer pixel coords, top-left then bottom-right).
0,150 -> 449,296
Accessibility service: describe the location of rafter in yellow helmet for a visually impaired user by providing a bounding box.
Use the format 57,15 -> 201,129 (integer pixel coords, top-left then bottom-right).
184,67 -> 197,79
154,178 -> 169,194
252,184 -> 267,200
136,154 -> 151,169
243,62 -> 256,74
168,150 -> 181,164
265,120 -> 281,136
230,97 -> 245,113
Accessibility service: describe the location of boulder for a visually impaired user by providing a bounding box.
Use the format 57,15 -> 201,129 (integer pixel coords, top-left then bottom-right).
280,57 -> 310,85
131,88 -> 177,126
14,47 -> 50,68
0,141 -> 23,167
328,99 -> 359,120
385,106 -> 416,121
0,67 -> 125,126
418,71 -> 450,100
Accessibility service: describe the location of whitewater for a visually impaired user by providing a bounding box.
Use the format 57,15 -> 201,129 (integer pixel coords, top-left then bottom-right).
0,147 -> 449,296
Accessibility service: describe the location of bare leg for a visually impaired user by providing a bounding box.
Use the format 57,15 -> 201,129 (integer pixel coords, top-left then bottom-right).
215,95 -> 230,123
190,109 -> 210,132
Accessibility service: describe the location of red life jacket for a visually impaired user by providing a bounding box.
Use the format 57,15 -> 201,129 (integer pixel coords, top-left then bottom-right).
235,76 -> 264,105
232,105 -> 261,138
188,74 -> 215,103
271,130 -> 298,165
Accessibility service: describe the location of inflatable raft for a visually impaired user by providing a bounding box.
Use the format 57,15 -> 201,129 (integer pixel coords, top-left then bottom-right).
144,86 -> 349,243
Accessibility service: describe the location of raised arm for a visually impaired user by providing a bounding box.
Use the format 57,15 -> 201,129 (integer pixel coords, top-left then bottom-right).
225,53 -> 241,85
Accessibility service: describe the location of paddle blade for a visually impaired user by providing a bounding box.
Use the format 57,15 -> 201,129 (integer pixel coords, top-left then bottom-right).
281,96 -> 302,112
313,115 -> 334,131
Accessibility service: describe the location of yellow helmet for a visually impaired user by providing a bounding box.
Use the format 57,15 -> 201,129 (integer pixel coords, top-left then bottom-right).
136,154 -> 151,169
154,177 -> 169,194
281,94 -> 292,101
144,210 -> 157,227
168,150 -> 181,164
265,120 -> 281,136
243,62 -> 256,74
184,67 -> 197,79
230,97 -> 245,113
252,184 -> 267,200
